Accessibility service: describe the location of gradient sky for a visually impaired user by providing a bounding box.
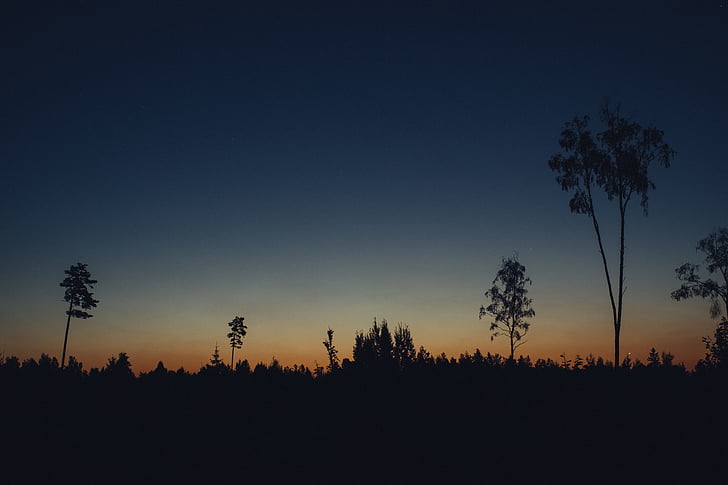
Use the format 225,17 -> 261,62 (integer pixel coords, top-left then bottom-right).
1,1 -> 726,372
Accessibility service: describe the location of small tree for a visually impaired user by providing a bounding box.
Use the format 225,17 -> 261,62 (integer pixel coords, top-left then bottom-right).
226,316 -> 248,368
647,347 -> 660,367
660,351 -> 674,367
480,256 -> 535,360
211,344 -> 223,366
322,327 -> 340,373
200,343 -> 226,375
59,263 -> 99,369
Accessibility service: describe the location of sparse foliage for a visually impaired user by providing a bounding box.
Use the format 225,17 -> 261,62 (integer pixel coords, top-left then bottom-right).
548,102 -> 674,365
210,344 -> 223,366
672,229 -> 728,370
59,263 -> 99,369
699,318 -> 728,370
480,256 -> 535,360
322,327 -> 340,373
227,316 -> 248,368
671,228 -> 728,320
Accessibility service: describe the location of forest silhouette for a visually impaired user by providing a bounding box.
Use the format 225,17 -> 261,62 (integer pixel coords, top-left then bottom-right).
2,317 -> 727,483
3,105 -> 727,484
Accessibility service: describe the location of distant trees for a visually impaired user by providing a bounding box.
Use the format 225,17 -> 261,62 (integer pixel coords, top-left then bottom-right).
393,324 -> 416,369
65,356 -> 84,375
647,347 -> 675,369
548,102 -> 674,365
322,327 -> 340,373
150,361 -> 169,377
480,256 -> 535,360
353,318 -> 393,368
647,347 -> 661,367
226,316 -> 248,368
104,352 -> 133,378
671,228 -> 728,370
352,318 -> 419,370
59,263 -> 99,369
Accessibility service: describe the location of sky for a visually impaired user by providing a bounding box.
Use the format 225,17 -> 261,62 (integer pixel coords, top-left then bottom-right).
1,1 -> 726,372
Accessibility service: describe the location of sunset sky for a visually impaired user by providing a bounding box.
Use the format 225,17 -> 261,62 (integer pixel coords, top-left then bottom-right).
1,1 -> 726,372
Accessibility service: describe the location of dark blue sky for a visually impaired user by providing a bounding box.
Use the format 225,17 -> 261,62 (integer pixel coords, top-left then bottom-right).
1,1 -> 726,370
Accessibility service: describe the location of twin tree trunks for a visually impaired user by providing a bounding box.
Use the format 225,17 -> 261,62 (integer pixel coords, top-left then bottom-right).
548,102 -> 674,366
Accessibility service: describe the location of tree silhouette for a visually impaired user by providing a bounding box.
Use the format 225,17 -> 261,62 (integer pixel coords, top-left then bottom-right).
59,263 -> 99,369
352,318 -> 395,368
104,352 -> 133,378
699,318 -> 728,370
671,228 -> 728,369
65,356 -> 84,375
548,102 -> 674,365
671,228 -> 728,320
322,327 -> 340,373
150,361 -> 168,377
393,323 -> 416,369
210,344 -> 223,366
226,316 -> 247,368
200,344 -> 227,376
647,347 -> 660,367
480,256 -> 535,360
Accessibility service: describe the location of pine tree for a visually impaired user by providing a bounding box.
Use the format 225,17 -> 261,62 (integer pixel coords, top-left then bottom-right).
226,316 -> 248,368
59,263 -> 99,369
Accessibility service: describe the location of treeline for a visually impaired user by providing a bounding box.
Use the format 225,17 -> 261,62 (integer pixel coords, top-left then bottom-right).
0,348 -> 694,381
3,321 -> 727,485
5,316 -> 727,382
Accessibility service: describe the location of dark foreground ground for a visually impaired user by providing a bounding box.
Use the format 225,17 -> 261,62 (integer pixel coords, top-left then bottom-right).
2,367 -> 727,484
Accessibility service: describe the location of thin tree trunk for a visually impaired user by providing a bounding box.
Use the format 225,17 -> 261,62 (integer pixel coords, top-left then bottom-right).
509,322 -> 515,361
616,202 -> 626,366
587,193 -> 619,366
231,347 -> 235,370
61,302 -> 72,369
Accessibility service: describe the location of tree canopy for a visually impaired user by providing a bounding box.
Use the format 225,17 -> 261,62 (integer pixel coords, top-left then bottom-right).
671,228 -> 728,320
480,256 -> 535,360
